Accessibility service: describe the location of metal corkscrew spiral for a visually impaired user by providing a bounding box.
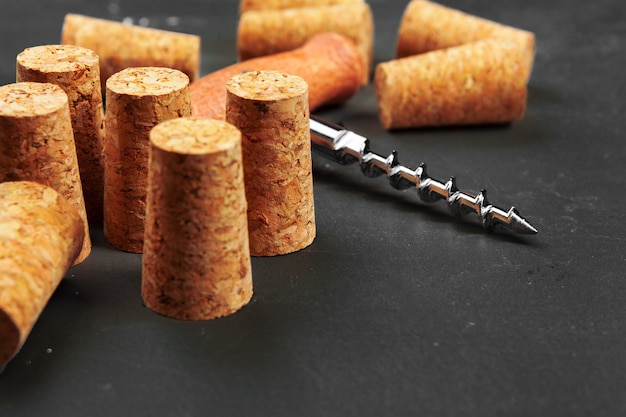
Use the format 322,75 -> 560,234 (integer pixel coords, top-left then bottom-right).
309,116 -> 538,234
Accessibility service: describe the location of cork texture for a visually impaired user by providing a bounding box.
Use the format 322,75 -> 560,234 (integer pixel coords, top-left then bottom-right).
375,40 -> 527,130
0,82 -> 92,264
190,33 -> 363,120
103,67 -> 190,253
240,0 -> 363,13
237,3 -> 373,84
0,181 -> 84,365
16,44 -> 106,224
225,70 -> 315,256
396,0 -> 535,82
61,13 -> 200,93
142,117 -> 252,320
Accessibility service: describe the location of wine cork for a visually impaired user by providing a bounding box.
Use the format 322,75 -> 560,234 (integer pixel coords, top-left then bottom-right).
237,3 -> 373,84
16,44 -> 106,224
240,0 -> 363,13
0,181 -> 84,366
142,117 -> 253,320
61,13 -> 201,93
0,82 -> 92,264
104,67 -> 191,253
396,0 -> 535,82
375,40 -> 527,130
225,70 -> 315,256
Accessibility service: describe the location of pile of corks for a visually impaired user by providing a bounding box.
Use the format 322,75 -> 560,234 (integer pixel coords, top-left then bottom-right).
0,0 -> 534,365
236,0 -> 534,129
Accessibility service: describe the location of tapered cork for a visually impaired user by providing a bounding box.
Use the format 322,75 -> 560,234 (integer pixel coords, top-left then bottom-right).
375,40 -> 527,130
240,0 -> 363,13
0,181 -> 84,365
237,3 -> 373,84
16,44 -> 106,224
142,117 -> 252,320
225,70 -> 315,256
61,13 -> 201,93
0,82 -> 91,264
104,67 -> 190,253
396,0 -> 535,82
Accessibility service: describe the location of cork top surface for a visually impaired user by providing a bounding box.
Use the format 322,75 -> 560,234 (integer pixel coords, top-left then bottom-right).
107,67 -> 190,96
17,44 -> 99,73
226,70 -> 308,101
0,82 -> 68,117
150,117 -> 241,154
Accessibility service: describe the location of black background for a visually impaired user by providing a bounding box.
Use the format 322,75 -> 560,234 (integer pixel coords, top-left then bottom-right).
1,1 -> 625,416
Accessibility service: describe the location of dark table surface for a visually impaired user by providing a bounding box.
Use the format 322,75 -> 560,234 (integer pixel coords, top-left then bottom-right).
1,0 -> 625,416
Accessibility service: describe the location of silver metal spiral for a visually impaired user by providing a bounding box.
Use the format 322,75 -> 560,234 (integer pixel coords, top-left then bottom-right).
309,116 -> 538,234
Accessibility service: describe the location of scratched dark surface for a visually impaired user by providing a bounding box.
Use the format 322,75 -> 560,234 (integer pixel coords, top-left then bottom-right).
1,0 -> 625,416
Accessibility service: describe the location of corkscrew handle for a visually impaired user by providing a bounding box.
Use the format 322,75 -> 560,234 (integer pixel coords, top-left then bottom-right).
309,116 -> 538,235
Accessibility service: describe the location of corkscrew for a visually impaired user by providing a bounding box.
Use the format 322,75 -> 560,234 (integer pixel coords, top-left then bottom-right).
309,116 -> 538,235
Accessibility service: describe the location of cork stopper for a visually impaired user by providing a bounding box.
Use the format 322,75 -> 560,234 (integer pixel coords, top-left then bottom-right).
395,0 -> 535,82
237,3 -> 373,84
103,67 -> 191,253
375,39 -> 527,129
17,44 -> 106,224
226,70 -> 316,256
0,181 -> 84,365
142,117 -> 253,320
0,82 -> 92,264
